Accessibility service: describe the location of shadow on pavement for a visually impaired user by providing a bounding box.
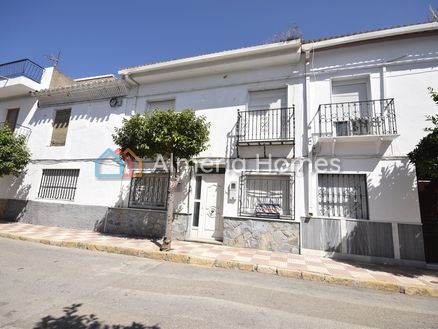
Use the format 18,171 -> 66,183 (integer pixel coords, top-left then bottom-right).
33,303 -> 160,329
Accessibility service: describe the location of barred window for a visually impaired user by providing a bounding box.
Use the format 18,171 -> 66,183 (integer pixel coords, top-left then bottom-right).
240,175 -> 293,219
318,174 -> 369,219
129,173 -> 169,209
38,169 -> 80,201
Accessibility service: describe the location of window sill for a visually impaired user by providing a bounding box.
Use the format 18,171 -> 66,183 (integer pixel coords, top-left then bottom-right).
225,215 -> 297,223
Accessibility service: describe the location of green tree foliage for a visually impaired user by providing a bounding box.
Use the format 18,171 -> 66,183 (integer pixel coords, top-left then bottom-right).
113,109 -> 210,250
113,110 -> 210,162
408,88 -> 438,178
0,125 -> 31,177
425,87 -> 438,131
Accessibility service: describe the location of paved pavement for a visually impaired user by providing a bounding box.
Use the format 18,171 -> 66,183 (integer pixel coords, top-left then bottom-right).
1,238 -> 438,329
0,222 -> 438,297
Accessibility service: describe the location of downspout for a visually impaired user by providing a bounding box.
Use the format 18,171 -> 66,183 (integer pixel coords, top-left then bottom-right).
123,73 -> 140,116
304,49 -> 313,218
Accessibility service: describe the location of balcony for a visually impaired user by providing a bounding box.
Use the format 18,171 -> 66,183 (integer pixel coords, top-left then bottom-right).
237,107 -> 295,146
1,122 -> 31,141
0,59 -> 45,98
310,99 -> 399,154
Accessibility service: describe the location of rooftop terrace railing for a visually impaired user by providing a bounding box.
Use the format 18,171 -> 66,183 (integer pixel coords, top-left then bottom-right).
0,59 -> 44,83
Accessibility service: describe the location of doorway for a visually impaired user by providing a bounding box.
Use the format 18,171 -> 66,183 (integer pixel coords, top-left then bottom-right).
190,174 -> 225,241
418,179 -> 438,263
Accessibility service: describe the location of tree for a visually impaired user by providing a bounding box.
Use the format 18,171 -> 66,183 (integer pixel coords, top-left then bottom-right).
0,125 -> 31,177
425,87 -> 438,131
408,88 -> 438,178
113,109 -> 210,250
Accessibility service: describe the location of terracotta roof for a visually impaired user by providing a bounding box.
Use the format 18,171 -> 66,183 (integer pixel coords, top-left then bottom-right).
35,76 -> 122,94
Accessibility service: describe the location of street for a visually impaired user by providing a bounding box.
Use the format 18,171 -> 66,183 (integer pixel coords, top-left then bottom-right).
0,238 -> 437,329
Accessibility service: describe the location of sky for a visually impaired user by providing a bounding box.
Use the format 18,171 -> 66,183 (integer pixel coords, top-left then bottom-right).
2,0 -> 436,79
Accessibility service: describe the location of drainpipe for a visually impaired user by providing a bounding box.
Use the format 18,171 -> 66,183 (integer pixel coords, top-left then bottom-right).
123,74 -> 140,116
304,50 -> 313,218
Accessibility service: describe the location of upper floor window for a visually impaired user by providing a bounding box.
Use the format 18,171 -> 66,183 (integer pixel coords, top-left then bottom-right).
146,99 -> 175,114
331,79 -> 369,104
240,88 -> 292,142
50,109 -> 71,146
331,79 -> 371,136
5,108 -> 19,132
248,88 -> 287,111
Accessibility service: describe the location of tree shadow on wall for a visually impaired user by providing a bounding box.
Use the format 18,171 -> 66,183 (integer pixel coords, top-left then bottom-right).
325,160 -> 428,277
33,303 -> 160,329
366,159 -> 419,209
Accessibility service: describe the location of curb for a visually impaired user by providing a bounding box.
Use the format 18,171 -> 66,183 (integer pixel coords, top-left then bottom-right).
1,232 -> 437,298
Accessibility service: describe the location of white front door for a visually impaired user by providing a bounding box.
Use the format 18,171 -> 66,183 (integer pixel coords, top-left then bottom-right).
190,174 -> 225,241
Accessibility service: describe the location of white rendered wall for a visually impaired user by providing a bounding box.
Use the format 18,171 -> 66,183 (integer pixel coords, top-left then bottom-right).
305,34 -> 438,225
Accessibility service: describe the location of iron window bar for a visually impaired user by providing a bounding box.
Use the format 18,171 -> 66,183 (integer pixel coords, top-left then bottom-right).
37,169 -> 80,201
239,174 -> 295,220
128,172 -> 170,210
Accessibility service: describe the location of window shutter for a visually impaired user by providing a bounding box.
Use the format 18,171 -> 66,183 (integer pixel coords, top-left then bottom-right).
51,109 -> 71,146
249,88 -> 287,111
146,100 -> 175,114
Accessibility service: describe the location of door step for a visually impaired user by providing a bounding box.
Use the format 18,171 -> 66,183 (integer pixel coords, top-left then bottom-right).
184,238 -> 223,245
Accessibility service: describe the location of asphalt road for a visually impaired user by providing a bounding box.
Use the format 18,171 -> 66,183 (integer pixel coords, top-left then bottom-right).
0,238 -> 437,329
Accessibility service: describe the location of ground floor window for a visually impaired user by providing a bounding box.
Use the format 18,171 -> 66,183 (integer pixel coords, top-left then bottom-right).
240,174 -> 293,219
38,169 -> 80,201
129,173 -> 169,209
318,173 -> 369,219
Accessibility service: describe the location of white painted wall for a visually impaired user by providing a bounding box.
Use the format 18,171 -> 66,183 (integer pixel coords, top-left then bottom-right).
1,32 -> 437,228
306,33 -> 438,225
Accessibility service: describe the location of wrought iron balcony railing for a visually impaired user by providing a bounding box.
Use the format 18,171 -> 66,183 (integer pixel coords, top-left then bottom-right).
0,59 -> 44,83
1,122 -> 31,141
310,98 -> 397,138
237,106 -> 295,145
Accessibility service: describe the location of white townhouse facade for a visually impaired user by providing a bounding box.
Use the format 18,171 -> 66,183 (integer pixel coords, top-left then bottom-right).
1,22 -> 437,265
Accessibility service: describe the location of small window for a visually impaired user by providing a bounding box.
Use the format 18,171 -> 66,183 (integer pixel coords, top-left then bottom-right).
146,100 -> 175,114
51,109 -> 71,146
318,174 -> 369,219
5,108 -> 20,132
240,175 -> 293,219
38,169 -> 80,201
129,173 -> 169,209
192,176 -> 202,227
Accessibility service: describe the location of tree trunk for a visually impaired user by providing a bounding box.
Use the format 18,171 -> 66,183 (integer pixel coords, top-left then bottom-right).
161,157 -> 180,251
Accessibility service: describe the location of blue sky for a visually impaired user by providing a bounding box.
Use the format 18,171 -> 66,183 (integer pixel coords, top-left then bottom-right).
3,0 -> 436,79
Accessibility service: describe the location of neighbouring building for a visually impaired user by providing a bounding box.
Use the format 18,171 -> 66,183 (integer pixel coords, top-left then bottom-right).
1,22 -> 437,265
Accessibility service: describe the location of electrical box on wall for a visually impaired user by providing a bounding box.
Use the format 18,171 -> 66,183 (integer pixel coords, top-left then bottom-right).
228,181 -> 237,202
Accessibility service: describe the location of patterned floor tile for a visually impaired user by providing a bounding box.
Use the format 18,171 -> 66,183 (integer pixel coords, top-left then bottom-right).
1,222 -> 438,290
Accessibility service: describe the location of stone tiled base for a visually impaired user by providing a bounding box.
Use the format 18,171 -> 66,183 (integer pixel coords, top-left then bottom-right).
0,222 -> 437,297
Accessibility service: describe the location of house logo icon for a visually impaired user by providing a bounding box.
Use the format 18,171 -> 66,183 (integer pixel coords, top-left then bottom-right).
95,148 -> 142,178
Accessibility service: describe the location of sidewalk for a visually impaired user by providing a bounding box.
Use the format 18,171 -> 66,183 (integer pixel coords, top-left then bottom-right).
1,221 -> 437,297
